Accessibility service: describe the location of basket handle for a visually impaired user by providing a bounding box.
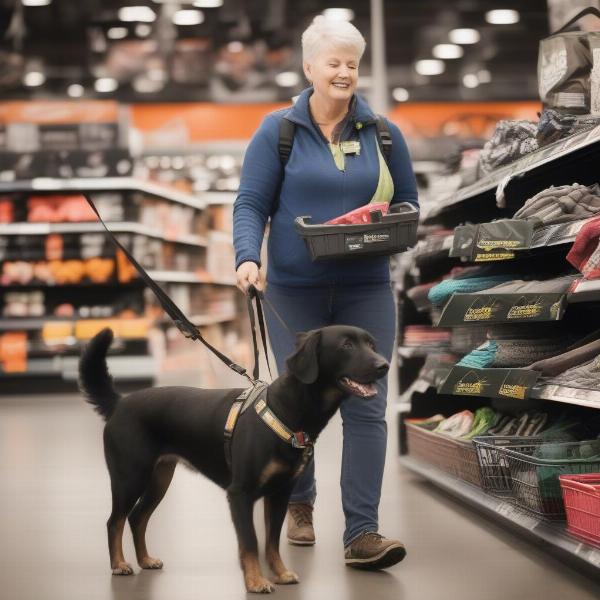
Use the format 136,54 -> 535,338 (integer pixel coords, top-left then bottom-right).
552,6 -> 600,35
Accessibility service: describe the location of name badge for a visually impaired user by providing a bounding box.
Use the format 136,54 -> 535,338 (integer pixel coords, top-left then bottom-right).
341,140 -> 361,155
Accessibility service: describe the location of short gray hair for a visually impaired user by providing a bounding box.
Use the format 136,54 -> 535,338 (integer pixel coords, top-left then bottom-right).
301,15 -> 366,64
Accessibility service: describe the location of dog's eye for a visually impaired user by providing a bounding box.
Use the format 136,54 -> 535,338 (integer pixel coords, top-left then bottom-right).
367,340 -> 375,350
342,340 -> 354,350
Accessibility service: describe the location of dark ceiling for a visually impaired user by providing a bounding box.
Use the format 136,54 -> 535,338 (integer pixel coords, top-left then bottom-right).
0,0 -> 550,103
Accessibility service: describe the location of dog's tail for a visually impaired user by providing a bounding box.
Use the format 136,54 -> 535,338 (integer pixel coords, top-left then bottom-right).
79,328 -> 120,421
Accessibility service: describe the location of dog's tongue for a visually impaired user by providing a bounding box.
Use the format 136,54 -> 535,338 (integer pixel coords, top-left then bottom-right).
342,377 -> 377,397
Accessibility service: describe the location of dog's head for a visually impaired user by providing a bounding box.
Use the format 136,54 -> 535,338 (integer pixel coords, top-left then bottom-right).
285,325 -> 389,398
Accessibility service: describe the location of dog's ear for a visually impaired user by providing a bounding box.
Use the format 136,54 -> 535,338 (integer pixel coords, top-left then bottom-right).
286,330 -> 321,384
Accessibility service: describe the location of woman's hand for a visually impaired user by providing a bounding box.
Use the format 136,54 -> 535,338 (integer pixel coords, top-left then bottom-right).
236,261 -> 264,294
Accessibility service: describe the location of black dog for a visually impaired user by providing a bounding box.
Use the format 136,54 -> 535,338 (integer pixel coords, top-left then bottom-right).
79,325 -> 389,593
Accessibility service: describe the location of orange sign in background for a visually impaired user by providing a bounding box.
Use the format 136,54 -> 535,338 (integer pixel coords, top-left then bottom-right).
130,100 -> 542,143
0,101 -> 120,124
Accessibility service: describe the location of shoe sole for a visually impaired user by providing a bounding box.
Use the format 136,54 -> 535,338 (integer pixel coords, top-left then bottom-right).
287,537 -> 315,546
345,544 -> 407,570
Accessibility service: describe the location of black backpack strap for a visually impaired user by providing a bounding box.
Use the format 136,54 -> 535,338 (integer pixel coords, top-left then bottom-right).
278,117 -> 295,166
374,115 -> 392,165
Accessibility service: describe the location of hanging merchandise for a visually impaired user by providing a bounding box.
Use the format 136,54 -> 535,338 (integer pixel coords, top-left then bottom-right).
536,108 -> 600,146
512,183 -> 600,224
538,6 -> 600,114
529,335 -> 600,377
457,335 -> 569,369
477,119 -> 539,175
567,215 -> 600,278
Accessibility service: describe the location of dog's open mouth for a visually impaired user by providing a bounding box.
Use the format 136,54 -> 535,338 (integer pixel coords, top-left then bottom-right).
339,377 -> 377,398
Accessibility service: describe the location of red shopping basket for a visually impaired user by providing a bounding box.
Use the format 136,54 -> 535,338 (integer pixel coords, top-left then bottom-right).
559,474 -> 600,548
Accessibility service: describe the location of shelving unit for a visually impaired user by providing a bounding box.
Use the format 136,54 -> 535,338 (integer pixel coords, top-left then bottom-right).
401,456 -> 600,578
0,178 -> 244,388
395,114 -> 600,578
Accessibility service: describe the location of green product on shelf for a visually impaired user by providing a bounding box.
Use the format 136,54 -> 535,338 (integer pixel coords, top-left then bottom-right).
461,407 -> 498,440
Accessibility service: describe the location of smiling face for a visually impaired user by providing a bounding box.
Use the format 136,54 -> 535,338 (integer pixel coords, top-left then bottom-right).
303,45 -> 359,106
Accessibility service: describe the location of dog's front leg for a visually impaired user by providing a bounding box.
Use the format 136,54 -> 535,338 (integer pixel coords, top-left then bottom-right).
228,490 -> 274,594
264,489 -> 299,585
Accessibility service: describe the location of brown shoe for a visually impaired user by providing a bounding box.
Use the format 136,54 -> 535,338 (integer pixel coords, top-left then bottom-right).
344,532 -> 406,570
287,503 -> 315,546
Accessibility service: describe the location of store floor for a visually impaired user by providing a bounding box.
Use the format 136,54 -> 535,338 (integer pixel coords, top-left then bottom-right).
1,391 -> 600,600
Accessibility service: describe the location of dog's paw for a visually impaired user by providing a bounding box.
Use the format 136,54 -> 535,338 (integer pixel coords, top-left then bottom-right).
112,562 -> 134,576
245,576 -> 275,594
274,570 -> 299,585
139,556 -> 163,570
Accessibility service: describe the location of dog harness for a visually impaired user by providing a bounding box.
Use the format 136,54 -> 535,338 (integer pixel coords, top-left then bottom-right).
224,382 -> 313,469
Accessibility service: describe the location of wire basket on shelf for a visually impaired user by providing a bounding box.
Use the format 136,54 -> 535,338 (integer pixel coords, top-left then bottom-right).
473,436 -> 541,496
502,441 -> 600,519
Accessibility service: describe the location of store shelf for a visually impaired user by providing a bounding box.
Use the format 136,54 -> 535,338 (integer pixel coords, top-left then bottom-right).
0,221 -> 207,247
424,124 -> 600,223
416,217 -> 593,264
532,384 -> 600,409
568,279 -> 600,303
147,270 -> 237,286
398,346 -> 452,359
401,455 -> 600,578
203,191 -> 236,205
0,354 -> 155,380
0,177 -> 207,211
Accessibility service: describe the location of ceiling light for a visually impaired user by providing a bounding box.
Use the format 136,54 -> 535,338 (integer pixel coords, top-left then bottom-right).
118,6 -> 156,23
107,27 -> 128,40
227,41 -> 244,53
133,75 -> 164,93
463,73 -> 479,88
322,8 -> 354,22
95,77 -> 118,93
415,59 -> 445,76
21,0 -> 51,6
173,9 -> 204,25
485,9 -> 520,25
67,84 -> 84,97
392,87 -> 409,102
477,69 -> 491,83
23,71 -> 45,87
193,0 -> 223,6
148,68 -> 167,82
275,71 -> 300,87
449,28 -> 480,45
135,24 -> 152,37
432,43 -> 463,59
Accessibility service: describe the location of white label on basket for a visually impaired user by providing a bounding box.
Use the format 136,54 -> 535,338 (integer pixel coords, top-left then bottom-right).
363,232 -> 390,244
588,549 -> 600,567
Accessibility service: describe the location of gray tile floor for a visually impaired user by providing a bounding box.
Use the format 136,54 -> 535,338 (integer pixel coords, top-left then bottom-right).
1,391 -> 600,600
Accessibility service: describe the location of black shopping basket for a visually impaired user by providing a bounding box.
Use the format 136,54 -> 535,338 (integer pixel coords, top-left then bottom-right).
295,202 -> 418,261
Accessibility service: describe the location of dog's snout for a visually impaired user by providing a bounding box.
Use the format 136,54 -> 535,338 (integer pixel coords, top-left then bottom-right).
375,359 -> 389,378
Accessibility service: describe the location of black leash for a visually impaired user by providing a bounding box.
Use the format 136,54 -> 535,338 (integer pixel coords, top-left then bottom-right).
83,193 -> 269,385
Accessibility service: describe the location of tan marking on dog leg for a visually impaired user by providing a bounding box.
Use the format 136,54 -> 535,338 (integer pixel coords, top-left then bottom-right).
266,545 -> 299,585
258,459 -> 289,488
241,551 -> 274,593
264,497 -> 299,585
108,517 -> 133,575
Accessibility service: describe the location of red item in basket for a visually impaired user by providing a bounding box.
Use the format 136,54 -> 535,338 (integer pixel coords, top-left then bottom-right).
325,202 -> 389,225
560,474 -> 600,548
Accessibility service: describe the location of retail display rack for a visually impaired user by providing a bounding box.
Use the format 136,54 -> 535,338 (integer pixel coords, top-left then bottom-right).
394,119 -> 600,577
0,176 -> 244,387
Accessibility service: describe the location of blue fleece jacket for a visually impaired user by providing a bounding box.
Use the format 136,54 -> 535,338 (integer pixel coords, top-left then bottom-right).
233,88 -> 418,287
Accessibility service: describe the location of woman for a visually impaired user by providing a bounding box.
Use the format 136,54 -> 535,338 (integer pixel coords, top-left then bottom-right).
233,16 -> 418,570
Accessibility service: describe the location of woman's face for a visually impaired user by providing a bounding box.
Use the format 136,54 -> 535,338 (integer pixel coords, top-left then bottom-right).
304,45 -> 359,104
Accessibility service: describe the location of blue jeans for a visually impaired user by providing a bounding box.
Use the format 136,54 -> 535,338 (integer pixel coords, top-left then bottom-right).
263,281 -> 396,546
